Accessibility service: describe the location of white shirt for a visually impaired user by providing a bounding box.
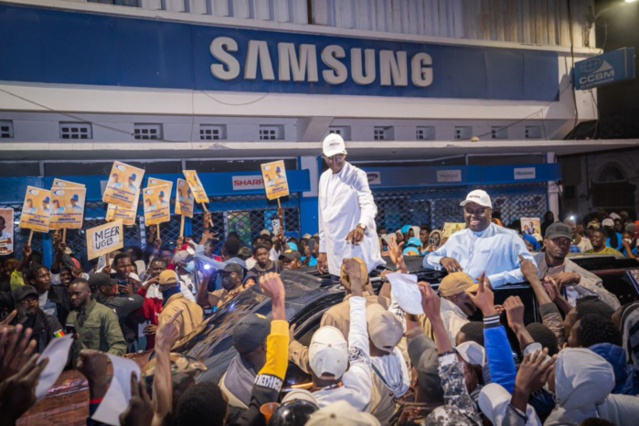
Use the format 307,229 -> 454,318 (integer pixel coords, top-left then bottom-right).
424,223 -> 535,288
318,162 -> 384,276
245,257 -> 257,270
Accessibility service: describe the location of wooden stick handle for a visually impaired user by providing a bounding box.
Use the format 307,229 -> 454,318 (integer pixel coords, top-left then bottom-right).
157,223 -> 160,240
62,228 -> 67,244
277,197 -> 281,209
201,203 -> 214,228
180,215 -> 185,238
27,230 -> 34,246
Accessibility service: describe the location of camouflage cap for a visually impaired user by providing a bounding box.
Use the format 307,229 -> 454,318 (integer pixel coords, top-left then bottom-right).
142,352 -> 207,392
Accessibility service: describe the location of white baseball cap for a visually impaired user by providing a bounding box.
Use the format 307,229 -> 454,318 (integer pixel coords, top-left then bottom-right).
610,213 -> 621,220
281,389 -> 319,405
602,218 -> 614,227
456,341 -> 486,367
460,189 -> 492,209
322,134 -> 348,157
479,383 -> 540,426
309,326 -> 348,379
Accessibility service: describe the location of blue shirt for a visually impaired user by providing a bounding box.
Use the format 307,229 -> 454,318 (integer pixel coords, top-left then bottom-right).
423,223 -> 534,288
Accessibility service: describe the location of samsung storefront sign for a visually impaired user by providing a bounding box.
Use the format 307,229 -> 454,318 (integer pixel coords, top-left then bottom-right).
1,4 -> 559,101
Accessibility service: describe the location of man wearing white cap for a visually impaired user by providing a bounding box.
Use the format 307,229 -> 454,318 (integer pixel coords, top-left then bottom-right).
308,258 -> 372,410
317,133 -> 384,277
423,189 -> 535,288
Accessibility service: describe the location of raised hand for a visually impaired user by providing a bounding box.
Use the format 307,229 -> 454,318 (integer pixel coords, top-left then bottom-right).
156,309 -> 182,351
504,296 -> 525,333
259,273 -> 285,301
417,281 -> 441,321
0,324 -> 37,382
468,272 -> 497,316
0,354 -> 49,424
119,373 -> 154,426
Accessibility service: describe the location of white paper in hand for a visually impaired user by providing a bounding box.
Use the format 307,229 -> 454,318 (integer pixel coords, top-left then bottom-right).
387,273 -> 424,315
36,334 -> 74,400
91,354 -> 141,426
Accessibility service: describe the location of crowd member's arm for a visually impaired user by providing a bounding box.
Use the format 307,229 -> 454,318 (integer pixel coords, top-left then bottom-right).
509,349 -> 555,424
340,259 -> 372,408
0,325 -> 49,426
232,273 -> 288,426
561,262 -> 620,310
104,311 -> 127,356
152,309 -> 181,426
77,349 -> 111,425
288,323 -> 312,374
388,236 -> 408,273
418,281 -> 480,423
422,238 -> 451,270
543,276 -> 573,315
469,273 -> 517,393
120,373 -> 154,426
487,237 -> 535,288
504,296 -> 535,352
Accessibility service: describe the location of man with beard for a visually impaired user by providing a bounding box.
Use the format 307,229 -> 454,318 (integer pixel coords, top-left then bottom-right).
158,270 -> 203,341
424,189 -> 535,288
66,278 -> 126,365
111,253 -> 141,295
202,263 -> 246,310
13,285 -> 64,352
535,223 -> 620,310
90,272 -> 144,352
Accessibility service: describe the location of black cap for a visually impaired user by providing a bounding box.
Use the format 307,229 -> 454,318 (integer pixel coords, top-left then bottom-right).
14,285 -> 38,302
232,313 -> 269,354
545,223 -> 573,240
88,272 -> 116,290
279,250 -> 301,262
222,262 -> 245,279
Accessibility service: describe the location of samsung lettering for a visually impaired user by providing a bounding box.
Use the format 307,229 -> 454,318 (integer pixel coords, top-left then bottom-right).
210,37 -> 433,88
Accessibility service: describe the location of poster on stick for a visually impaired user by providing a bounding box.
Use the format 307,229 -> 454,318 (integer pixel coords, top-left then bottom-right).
521,217 -> 542,241
102,161 -> 144,210
106,201 -> 138,226
148,177 -> 173,201
260,160 -> 290,200
175,179 -> 194,218
0,208 -> 14,255
50,187 -> 86,230
183,170 -> 209,204
19,186 -> 51,233
143,184 -> 171,226
87,220 -> 124,260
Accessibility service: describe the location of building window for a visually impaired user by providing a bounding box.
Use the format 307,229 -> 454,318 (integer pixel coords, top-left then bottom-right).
200,124 -> 226,140
0,120 -> 14,139
374,126 -> 394,141
454,126 -> 472,140
328,126 -> 351,140
491,126 -> 508,140
60,122 -> 92,139
525,126 -> 542,139
416,126 -> 435,140
259,125 -> 284,140
134,123 -> 163,140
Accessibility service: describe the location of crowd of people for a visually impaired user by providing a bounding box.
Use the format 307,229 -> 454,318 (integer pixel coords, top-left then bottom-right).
0,135 -> 638,425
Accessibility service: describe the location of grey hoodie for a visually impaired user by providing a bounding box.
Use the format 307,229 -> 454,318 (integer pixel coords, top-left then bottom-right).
545,348 -> 639,426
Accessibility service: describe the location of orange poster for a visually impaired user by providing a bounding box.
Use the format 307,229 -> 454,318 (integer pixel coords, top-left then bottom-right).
183,170 -> 209,204
19,186 -> 51,233
102,161 -> 145,209
175,178 -> 194,218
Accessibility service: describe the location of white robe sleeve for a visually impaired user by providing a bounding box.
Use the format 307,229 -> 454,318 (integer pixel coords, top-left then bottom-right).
352,169 -> 377,231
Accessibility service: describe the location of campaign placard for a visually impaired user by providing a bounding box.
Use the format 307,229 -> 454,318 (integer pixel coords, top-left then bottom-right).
521,217 -> 543,241
102,161 -> 145,210
175,178 -> 194,218
106,203 -> 137,227
52,178 -> 85,189
0,208 -> 14,255
260,160 -> 289,200
143,184 -> 171,226
183,170 -> 209,204
442,222 -> 466,238
148,177 -> 173,201
19,186 -> 52,233
86,220 -> 124,260
50,187 -> 86,230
